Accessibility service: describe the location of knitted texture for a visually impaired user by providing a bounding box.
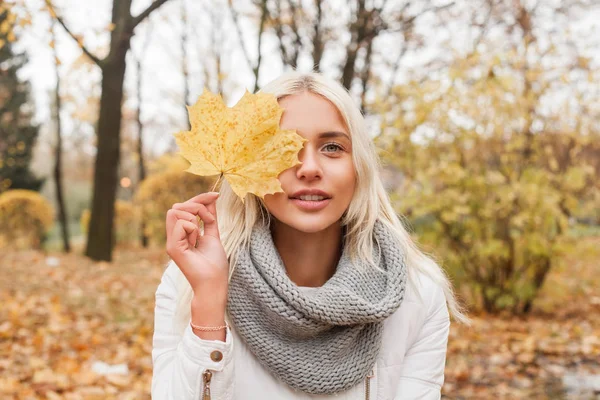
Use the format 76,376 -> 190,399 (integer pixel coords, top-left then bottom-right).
227,219 -> 407,394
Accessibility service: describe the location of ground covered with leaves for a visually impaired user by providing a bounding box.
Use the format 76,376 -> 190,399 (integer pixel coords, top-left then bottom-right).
0,238 -> 598,399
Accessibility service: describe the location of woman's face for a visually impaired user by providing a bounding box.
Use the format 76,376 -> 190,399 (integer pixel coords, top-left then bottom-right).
263,91 -> 356,233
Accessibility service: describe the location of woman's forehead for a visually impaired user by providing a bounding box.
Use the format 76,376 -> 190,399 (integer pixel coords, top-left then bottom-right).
279,92 -> 349,135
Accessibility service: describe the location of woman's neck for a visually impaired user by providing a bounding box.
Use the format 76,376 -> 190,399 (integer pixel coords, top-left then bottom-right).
271,220 -> 343,287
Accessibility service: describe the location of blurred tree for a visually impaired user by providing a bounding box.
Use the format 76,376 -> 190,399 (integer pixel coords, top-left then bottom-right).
198,4 -> 227,101
80,200 -> 138,247
230,0 -> 451,112
131,20 -> 153,248
377,1 -> 599,314
229,0 -> 268,92
49,18 -> 71,253
0,7 -> 44,194
180,0 -> 190,120
47,0 -> 173,261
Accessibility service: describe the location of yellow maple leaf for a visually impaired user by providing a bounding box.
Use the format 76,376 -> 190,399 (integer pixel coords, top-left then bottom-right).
173,89 -> 307,202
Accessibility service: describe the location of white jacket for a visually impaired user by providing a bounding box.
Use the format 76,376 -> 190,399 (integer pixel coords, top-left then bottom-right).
152,261 -> 450,400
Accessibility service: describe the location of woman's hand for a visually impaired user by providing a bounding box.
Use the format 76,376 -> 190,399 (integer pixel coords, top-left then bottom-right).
165,192 -> 229,298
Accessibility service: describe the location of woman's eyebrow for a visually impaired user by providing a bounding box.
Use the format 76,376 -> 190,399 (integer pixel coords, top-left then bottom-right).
318,131 -> 351,141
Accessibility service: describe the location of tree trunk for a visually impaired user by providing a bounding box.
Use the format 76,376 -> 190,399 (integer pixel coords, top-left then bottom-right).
359,39 -> 373,114
341,1 -> 367,90
50,0 -> 173,260
136,56 -> 148,248
522,258 -> 551,314
482,289 -> 495,313
50,20 -> 71,253
311,0 -> 324,72
85,55 -> 128,261
135,21 -> 153,249
252,0 -> 268,93
181,0 -> 190,119
51,21 -> 71,253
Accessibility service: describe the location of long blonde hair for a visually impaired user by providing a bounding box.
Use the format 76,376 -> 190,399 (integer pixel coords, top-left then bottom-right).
170,71 -> 469,334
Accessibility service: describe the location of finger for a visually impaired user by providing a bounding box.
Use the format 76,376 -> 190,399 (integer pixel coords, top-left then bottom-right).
165,209 -> 179,241
175,209 -> 200,247
168,209 -> 200,247
205,197 -> 218,223
202,197 -> 220,239
170,209 -> 199,227
177,202 -> 214,225
173,202 -> 211,217
188,191 -> 220,205
195,203 -> 216,228
168,219 -> 198,253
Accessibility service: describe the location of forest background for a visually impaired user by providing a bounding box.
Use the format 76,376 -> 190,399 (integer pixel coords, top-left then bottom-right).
0,0 -> 599,398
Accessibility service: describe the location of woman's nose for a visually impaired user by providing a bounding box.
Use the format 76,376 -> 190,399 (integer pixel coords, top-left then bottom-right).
296,147 -> 322,180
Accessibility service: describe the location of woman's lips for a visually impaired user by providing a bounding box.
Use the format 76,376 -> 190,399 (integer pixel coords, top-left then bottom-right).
290,198 -> 331,211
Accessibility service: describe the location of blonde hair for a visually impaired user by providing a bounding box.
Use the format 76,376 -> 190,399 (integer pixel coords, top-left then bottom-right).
170,71 -> 469,334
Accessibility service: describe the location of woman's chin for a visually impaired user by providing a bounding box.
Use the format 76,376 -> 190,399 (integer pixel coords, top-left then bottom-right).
277,214 -> 340,234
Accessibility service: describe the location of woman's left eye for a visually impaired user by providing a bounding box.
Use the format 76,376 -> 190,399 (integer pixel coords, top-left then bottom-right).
322,143 -> 344,153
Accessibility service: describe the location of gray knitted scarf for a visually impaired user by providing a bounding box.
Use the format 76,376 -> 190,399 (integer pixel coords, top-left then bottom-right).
227,219 -> 408,395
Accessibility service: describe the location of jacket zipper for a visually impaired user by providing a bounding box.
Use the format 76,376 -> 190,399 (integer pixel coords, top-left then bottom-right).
365,367 -> 374,400
202,369 -> 213,400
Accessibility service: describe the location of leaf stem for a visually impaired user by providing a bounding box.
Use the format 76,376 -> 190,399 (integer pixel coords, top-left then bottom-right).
210,173 -> 223,192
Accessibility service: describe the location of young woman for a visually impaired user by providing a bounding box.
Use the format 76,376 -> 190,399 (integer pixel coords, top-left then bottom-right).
152,71 -> 468,400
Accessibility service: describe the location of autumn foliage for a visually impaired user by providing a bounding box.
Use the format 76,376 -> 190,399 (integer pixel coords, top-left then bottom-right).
0,189 -> 53,250
377,50 -> 599,314
174,89 -> 306,201
133,154 -> 213,246
1,237 -> 598,398
80,200 -> 138,246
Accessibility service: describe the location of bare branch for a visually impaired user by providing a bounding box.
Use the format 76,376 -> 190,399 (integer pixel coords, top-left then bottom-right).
468,0 -> 494,55
270,1 -> 292,65
132,0 -> 172,29
46,1 -> 103,67
228,0 -> 254,73
181,0 -> 190,111
311,0 -> 324,71
210,9 -> 224,96
359,39 -> 373,114
384,42 -> 409,97
253,0 -> 268,92
287,0 -> 303,67
342,0 -> 395,90
268,0 -> 300,67
341,0 -> 368,89
384,2 -> 455,34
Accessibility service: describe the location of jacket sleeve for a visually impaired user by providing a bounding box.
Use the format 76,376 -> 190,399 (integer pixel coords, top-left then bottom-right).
152,262 -> 235,399
394,282 -> 450,400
